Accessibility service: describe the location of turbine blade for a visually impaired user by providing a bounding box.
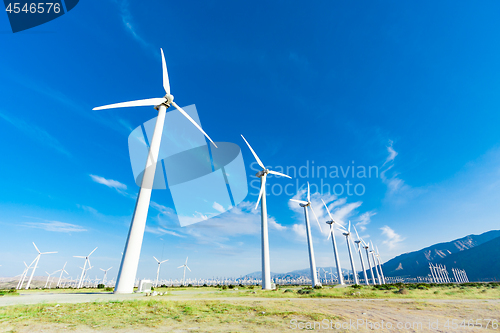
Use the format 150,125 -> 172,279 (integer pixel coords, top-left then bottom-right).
161,260 -> 169,264
88,247 -> 98,257
240,135 -> 265,169
177,265 -> 184,269
42,252 -> 57,254
327,223 -> 333,240
100,268 -> 105,271
309,205 -> 322,233
186,266 -> 191,272
255,174 -> 267,209
172,102 -> 217,148
74,256 -> 85,259
290,199 -> 308,205
307,182 -> 310,202
321,199 -> 334,221
153,256 -> 159,263
32,242 -> 40,254
348,220 -> 351,233
160,48 -> 170,94
93,98 -> 165,111
268,170 -> 292,179
353,225 -> 360,241
108,267 -> 113,271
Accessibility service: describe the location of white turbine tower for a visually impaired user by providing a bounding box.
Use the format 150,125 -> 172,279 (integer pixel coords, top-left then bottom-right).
25,242 -> 57,290
360,239 -> 376,285
100,267 -> 113,286
290,182 -> 323,288
74,247 -> 97,289
322,199 -> 346,285
93,49 -> 217,294
370,241 -> 382,285
241,135 -> 291,290
353,226 -> 369,286
44,270 -> 59,289
375,245 -> 386,284
177,257 -> 191,286
153,256 -> 168,287
56,262 -> 68,288
342,222 -> 359,285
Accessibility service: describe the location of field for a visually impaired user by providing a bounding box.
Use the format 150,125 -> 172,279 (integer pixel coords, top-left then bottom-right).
1,283 -> 499,332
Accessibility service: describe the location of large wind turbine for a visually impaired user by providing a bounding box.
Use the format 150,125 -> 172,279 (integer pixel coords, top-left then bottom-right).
353,226 -> 369,286
177,257 -> 191,286
370,241 -> 382,285
290,182 -> 323,288
74,247 -> 97,289
342,222 -> 359,285
153,256 -> 168,287
241,135 -> 291,290
93,49 -> 217,294
375,245 -> 386,284
25,243 -> 57,289
322,199 -> 346,285
360,238 -> 376,285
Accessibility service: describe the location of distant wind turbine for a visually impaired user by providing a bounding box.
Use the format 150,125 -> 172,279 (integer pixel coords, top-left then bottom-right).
56,262 -> 68,288
93,49 -> 217,294
353,226 -> 369,286
177,257 -> 191,286
25,242 -> 57,289
241,134 -> 291,290
74,247 -> 97,289
153,256 -> 168,287
100,267 -> 113,285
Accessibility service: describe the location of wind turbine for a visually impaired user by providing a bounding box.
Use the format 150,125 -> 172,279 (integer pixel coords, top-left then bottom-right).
74,247 -> 97,289
100,267 -> 113,285
25,242 -> 57,289
370,241 -> 382,285
322,199 -> 347,285
177,257 -> 191,286
374,245 -> 386,284
44,270 -> 59,289
241,135 -> 291,290
353,226 -> 369,286
360,238 -> 376,285
56,262 -> 68,288
290,182 -> 323,288
17,260 -> 34,290
342,222 -> 359,285
153,256 -> 169,287
93,49 -> 217,294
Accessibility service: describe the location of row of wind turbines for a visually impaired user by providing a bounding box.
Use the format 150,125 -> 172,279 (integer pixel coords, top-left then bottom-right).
242,136 -> 386,288
91,47 -> 389,293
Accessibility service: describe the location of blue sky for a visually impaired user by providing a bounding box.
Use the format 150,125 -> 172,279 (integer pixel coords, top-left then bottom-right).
1,1 -> 500,281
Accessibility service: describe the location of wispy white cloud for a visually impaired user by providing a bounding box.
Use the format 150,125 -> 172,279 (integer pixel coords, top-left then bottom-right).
382,140 -> 398,167
380,225 -> 405,249
0,111 -> 70,157
90,174 -> 129,196
115,0 -> 157,54
23,220 -> 87,233
355,211 -> 376,232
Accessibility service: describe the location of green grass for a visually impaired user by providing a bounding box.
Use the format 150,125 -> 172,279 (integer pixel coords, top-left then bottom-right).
0,299 -> 332,330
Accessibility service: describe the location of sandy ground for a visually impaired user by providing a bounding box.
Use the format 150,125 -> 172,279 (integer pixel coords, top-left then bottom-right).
1,292 -> 500,332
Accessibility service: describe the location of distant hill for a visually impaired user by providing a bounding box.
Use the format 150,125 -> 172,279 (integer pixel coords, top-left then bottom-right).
439,236 -> 500,282
381,230 -> 500,280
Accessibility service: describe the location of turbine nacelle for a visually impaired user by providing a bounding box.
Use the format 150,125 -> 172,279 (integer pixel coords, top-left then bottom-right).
256,169 -> 268,178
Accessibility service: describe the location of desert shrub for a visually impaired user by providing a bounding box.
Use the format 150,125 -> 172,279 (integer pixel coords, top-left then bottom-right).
239,284 -> 245,288
221,285 -> 228,290
228,284 -> 235,289
284,289 -> 293,293
203,284 -> 208,287
97,284 -> 105,289
351,284 -> 362,289
105,287 -> 113,291
188,284 -> 192,287
314,285 -> 323,289
397,288 -> 409,295
248,285 -> 254,289
298,288 -> 314,295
